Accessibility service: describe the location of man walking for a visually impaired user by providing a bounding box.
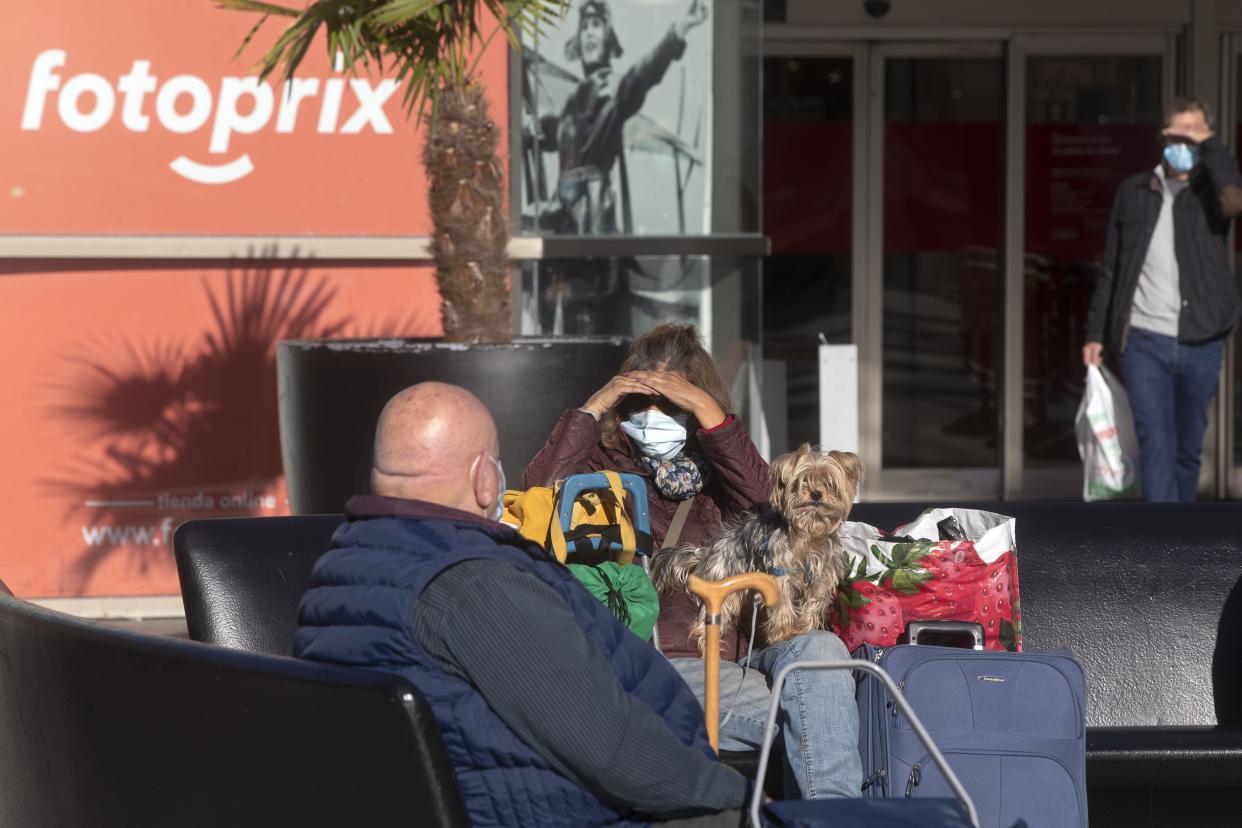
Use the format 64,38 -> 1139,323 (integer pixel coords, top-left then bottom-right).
1084,97 -> 1242,501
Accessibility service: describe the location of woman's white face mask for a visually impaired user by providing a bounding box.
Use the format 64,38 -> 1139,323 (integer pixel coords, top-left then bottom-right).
620,409 -> 689,461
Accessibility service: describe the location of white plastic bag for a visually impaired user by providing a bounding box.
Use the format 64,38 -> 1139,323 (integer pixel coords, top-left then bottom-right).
1074,364 -> 1141,501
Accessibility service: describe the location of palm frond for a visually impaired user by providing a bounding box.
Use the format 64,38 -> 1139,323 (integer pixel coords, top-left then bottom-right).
234,16 -> 270,61
223,0 -> 571,117
368,0 -> 445,27
216,0 -> 300,17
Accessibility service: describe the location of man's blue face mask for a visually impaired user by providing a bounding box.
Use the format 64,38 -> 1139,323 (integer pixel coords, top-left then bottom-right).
1163,142 -> 1199,174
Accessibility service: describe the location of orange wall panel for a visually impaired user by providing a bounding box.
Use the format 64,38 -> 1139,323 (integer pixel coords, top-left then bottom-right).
0,263 -> 442,597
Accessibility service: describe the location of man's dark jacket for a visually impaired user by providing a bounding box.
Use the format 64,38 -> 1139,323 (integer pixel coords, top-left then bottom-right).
1086,136 -> 1242,357
294,497 -> 718,827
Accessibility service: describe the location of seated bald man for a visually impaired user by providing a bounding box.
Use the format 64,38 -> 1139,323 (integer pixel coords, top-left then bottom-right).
294,382 -> 747,827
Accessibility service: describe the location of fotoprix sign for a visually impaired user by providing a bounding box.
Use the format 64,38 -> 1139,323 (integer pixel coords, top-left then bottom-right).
22,50 -> 400,185
0,1 -> 507,235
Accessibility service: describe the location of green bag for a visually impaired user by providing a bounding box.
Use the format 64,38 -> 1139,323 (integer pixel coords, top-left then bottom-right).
567,561 -> 660,641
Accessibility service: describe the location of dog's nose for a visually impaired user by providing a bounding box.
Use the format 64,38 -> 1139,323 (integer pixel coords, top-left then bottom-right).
809,490 -> 822,502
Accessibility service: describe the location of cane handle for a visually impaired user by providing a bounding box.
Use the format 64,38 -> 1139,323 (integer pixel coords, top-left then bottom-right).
688,572 -> 779,614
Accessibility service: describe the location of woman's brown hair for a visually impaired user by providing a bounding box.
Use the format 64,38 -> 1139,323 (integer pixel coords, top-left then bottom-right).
599,324 -> 732,450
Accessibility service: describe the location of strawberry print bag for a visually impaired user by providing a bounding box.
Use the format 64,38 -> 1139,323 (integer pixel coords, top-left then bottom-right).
831,508 -> 1022,652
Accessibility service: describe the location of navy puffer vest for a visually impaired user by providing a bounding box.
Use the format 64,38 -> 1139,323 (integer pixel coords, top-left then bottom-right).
294,499 -> 713,827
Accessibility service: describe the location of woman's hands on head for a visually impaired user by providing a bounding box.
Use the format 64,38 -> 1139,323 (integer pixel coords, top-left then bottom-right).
582,374 -> 659,420
582,371 -> 728,430
624,370 -> 727,430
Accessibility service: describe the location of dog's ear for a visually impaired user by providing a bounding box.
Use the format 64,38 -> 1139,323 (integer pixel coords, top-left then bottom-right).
827,450 -> 864,495
768,447 -> 803,508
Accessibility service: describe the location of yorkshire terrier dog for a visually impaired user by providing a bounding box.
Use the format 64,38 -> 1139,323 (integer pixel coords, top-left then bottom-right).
652,444 -> 864,652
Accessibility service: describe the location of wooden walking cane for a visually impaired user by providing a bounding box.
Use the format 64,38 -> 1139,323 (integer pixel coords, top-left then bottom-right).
687,572 -> 780,753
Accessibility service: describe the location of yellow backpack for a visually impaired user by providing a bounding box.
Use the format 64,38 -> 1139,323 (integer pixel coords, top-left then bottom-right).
501,471 -> 659,640
501,471 -> 649,565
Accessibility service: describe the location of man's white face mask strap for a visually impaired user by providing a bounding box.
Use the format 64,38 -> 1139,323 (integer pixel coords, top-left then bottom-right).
473,453 -> 507,521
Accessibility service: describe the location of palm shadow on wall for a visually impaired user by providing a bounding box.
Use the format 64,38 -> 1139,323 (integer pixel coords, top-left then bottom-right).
43,256 -> 430,593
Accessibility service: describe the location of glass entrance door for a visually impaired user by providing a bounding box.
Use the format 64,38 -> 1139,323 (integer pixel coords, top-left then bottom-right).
762,49 -> 855,449
761,36 -> 1176,501
855,40 -> 1173,499
860,44 -> 1006,498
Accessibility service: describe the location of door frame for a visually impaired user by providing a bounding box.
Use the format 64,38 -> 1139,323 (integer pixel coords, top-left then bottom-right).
1225,32 -> 1241,497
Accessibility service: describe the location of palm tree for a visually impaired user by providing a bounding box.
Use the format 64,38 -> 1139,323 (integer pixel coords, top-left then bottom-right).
219,0 -> 570,343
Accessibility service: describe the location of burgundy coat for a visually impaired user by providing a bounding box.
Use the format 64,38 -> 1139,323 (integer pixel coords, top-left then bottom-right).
523,408 -> 773,659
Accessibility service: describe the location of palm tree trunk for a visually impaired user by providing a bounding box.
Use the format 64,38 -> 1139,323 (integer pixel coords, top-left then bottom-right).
426,78 -> 512,344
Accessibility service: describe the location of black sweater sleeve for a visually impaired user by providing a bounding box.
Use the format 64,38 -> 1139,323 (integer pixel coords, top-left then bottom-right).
414,560 -> 747,818
1197,136 -> 1242,219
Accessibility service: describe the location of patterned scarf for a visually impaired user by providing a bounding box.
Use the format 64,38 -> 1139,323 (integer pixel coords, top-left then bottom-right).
636,451 -> 712,501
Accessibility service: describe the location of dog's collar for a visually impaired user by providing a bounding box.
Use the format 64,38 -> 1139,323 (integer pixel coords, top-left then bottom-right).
767,562 -> 813,585
756,536 -> 814,584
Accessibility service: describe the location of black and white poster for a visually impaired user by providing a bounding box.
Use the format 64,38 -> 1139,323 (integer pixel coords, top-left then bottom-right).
517,0 -> 715,338
519,0 -> 713,236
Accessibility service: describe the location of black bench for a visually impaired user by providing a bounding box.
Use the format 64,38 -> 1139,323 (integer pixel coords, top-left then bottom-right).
0,592 -> 468,827
175,504 -> 1242,826
175,514 -> 342,655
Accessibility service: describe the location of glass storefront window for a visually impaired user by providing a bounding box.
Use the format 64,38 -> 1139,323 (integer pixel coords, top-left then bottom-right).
1023,56 -> 1163,468
763,55 -> 853,448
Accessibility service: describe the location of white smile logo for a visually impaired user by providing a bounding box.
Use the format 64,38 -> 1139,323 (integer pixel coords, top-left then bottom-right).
20,50 -> 400,185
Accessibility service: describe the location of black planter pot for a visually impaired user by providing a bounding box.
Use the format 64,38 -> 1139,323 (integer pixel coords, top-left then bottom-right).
277,337 -> 629,515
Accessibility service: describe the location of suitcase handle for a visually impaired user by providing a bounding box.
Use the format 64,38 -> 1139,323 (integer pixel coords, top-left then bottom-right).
748,659 -> 980,828
907,620 -> 985,650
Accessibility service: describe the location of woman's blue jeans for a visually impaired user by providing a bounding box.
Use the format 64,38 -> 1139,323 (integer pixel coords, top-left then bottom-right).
670,630 -> 862,799
1119,328 -> 1223,502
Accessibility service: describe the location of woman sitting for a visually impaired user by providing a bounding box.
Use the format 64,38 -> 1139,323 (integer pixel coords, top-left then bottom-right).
524,323 -> 861,799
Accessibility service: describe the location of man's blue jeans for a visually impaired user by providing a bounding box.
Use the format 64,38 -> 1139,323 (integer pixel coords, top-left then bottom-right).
670,630 -> 862,799
1119,327 -> 1223,502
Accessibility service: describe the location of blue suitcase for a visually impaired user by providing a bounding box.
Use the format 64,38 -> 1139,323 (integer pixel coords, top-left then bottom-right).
854,622 -> 1088,828
751,659 -> 978,828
